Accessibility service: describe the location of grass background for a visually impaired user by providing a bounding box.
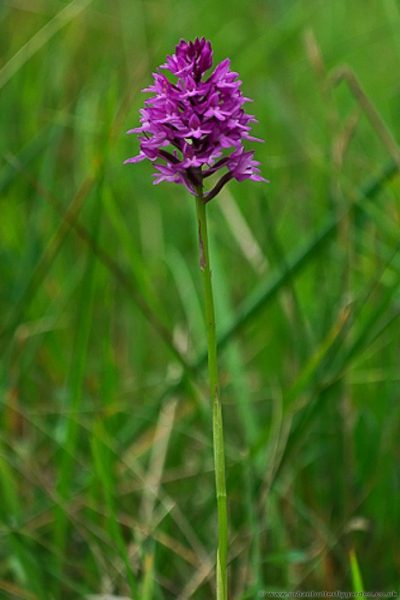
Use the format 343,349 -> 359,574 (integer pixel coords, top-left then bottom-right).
1,0 -> 400,598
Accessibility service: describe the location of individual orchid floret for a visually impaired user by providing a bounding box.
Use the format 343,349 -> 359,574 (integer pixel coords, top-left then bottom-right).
125,37 -> 267,202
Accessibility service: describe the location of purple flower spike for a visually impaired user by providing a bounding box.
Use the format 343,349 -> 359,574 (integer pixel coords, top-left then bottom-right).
125,37 -> 267,202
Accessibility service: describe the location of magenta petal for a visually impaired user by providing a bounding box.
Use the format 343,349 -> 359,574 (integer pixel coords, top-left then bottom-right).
251,174 -> 269,182
127,127 -> 145,134
124,153 -> 146,164
243,134 -> 264,143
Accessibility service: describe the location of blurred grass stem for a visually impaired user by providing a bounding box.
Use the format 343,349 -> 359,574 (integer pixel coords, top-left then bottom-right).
195,190 -> 228,600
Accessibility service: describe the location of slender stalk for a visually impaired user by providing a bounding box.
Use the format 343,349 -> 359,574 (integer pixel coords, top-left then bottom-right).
195,190 -> 228,600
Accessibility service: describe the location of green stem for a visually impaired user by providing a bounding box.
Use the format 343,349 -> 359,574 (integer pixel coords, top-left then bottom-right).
195,191 -> 228,600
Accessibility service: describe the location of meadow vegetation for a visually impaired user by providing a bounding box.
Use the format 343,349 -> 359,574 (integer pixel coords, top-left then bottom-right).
0,1 -> 399,598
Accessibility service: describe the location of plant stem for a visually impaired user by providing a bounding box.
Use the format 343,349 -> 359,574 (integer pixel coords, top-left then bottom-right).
195,191 -> 228,600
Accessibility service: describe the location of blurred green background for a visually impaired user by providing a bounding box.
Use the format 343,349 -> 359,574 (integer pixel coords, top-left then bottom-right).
1,0 -> 400,598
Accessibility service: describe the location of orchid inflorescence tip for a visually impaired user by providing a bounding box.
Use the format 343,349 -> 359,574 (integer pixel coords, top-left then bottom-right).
125,37 -> 267,202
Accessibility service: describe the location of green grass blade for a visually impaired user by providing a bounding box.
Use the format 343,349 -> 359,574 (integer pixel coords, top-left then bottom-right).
349,548 -> 364,593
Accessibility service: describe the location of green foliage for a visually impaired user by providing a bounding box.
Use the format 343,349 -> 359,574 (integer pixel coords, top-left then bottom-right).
0,0 -> 399,597
349,548 -> 364,594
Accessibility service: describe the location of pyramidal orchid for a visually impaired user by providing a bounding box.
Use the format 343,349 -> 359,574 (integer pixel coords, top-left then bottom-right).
125,37 -> 266,202
125,38 -> 267,600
